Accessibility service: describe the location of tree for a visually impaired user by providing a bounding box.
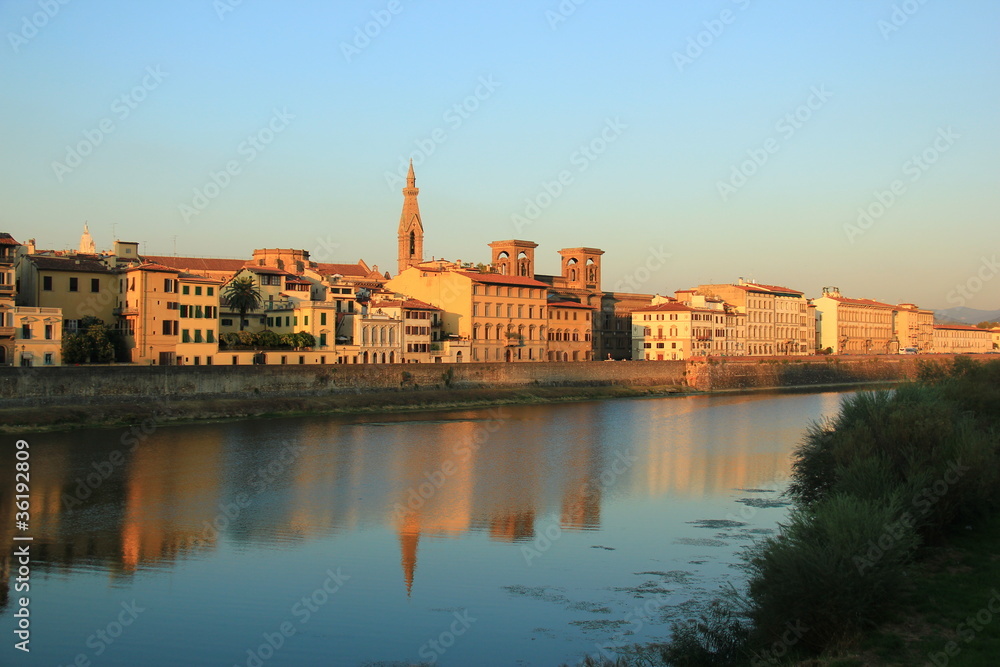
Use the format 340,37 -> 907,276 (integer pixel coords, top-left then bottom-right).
975,320 -> 1000,329
61,317 -> 121,364
223,276 -> 262,331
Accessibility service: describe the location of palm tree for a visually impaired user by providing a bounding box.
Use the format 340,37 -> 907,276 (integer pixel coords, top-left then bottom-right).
223,276 -> 262,331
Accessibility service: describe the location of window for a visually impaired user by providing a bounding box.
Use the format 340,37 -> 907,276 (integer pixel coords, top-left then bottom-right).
304,316 -> 309,325
20,324 -> 30,339
319,333 -> 327,346
206,356 -> 213,365
180,305 -> 188,318
207,330 -> 215,343
221,318 -> 233,326
195,286 -> 202,296
194,330 -> 203,343
44,353 -> 53,365
182,285 -> 190,295
91,278 -> 100,293
44,324 -> 53,340
43,276 -> 53,291
320,312 -> 327,326
69,277 -> 78,292
182,329 -> 191,343
164,278 -> 174,293
207,287 -> 214,296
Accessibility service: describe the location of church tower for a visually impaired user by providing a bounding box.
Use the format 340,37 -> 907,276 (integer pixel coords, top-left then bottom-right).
78,222 -> 96,254
397,160 -> 424,275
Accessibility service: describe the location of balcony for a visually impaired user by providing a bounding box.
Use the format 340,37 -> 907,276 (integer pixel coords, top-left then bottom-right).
0,326 -> 14,338
114,306 -> 138,316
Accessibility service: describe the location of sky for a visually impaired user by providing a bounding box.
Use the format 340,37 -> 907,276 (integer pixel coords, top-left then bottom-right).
1,0 -> 998,310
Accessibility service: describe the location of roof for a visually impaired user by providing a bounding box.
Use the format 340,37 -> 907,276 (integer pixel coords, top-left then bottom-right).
142,255 -> 247,273
0,233 -> 19,246
26,255 -> 113,273
373,298 -> 442,311
126,261 -> 178,274
177,271 -> 223,284
749,282 -> 804,296
822,296 -> 897,309
933,324 -> 991,332
547,300 -> 595,310
458,271 -> 549,288
631,302 -> 697,313
314,262 -> 370,277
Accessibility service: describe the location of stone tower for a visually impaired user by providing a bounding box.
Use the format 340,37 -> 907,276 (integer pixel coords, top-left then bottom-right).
397,160 -> 424,275
78,222 -> 96,254
558,247 -> 604,289
489,240 -> 538,278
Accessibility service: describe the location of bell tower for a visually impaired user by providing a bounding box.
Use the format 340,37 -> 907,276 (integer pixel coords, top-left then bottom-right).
558,247 -> 604,289
489,240 -> 538,278
397,160 -> 424,275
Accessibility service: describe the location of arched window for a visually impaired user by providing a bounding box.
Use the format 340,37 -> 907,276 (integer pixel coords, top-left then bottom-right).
409,231 -> 416,255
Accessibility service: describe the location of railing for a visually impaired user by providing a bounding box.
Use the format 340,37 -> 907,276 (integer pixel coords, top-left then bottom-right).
0,327 -> 14,337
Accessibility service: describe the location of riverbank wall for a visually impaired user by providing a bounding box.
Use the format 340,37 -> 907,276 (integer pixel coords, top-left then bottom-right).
0,354 -> 950,409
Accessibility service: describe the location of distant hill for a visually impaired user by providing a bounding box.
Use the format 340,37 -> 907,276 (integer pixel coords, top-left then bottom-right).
934,307 -> 1000,326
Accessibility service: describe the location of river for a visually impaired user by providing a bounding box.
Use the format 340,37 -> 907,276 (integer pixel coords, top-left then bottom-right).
0,389 -> 851,666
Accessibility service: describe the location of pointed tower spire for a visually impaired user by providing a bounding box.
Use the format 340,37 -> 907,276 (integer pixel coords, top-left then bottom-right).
397,160 -> 424,275
78,221 -> 96,254
399,512 -> 421,597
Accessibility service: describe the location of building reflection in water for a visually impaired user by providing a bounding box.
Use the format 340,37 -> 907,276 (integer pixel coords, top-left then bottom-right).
0,392 -> 826,602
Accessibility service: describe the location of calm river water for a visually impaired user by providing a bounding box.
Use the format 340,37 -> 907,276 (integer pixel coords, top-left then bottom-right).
1,390 -> 851,666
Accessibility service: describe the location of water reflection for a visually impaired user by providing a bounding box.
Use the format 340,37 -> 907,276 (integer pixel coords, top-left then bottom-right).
0,391 -> 842,613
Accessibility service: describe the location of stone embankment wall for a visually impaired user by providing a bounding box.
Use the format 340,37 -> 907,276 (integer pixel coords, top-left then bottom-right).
0,361 -> 688,408
0,355 -> 958,409
685,355 -> 931,391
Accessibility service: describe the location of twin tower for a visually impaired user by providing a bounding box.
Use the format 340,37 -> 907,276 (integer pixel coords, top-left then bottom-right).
396,162 -> 603,290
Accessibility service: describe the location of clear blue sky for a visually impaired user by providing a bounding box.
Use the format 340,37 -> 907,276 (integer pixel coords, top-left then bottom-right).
2,0 -> 998,309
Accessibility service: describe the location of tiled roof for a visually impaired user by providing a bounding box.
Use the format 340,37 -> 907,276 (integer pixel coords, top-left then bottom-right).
933,324 -> 990,332
177,271 -> 223,284
127,262 -> 178,274
143,255 -> 247,273
374,298 -> 442,311
631,302 -> 696,313
458,271 -> 549,288
824,296 -> 897,309
26,255 -> 113,273
314,262 -> 370,277
0,233 -> 19,246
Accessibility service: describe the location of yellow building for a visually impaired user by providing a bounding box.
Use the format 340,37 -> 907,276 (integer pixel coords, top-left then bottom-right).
387,264 -> 550,363
16,254 -> 118,328
894,303 -> 934,353
813,288 -> 898,354
10,307 -> 63,366
631,301 -> 722,361
372,298 -> 444,363
546,301 -> 594,361
932,324 -> 993,354
176,273 -> 222,365
696,279 -> 811,355
120,262 -> 183,364
992,327 -> 1000,351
